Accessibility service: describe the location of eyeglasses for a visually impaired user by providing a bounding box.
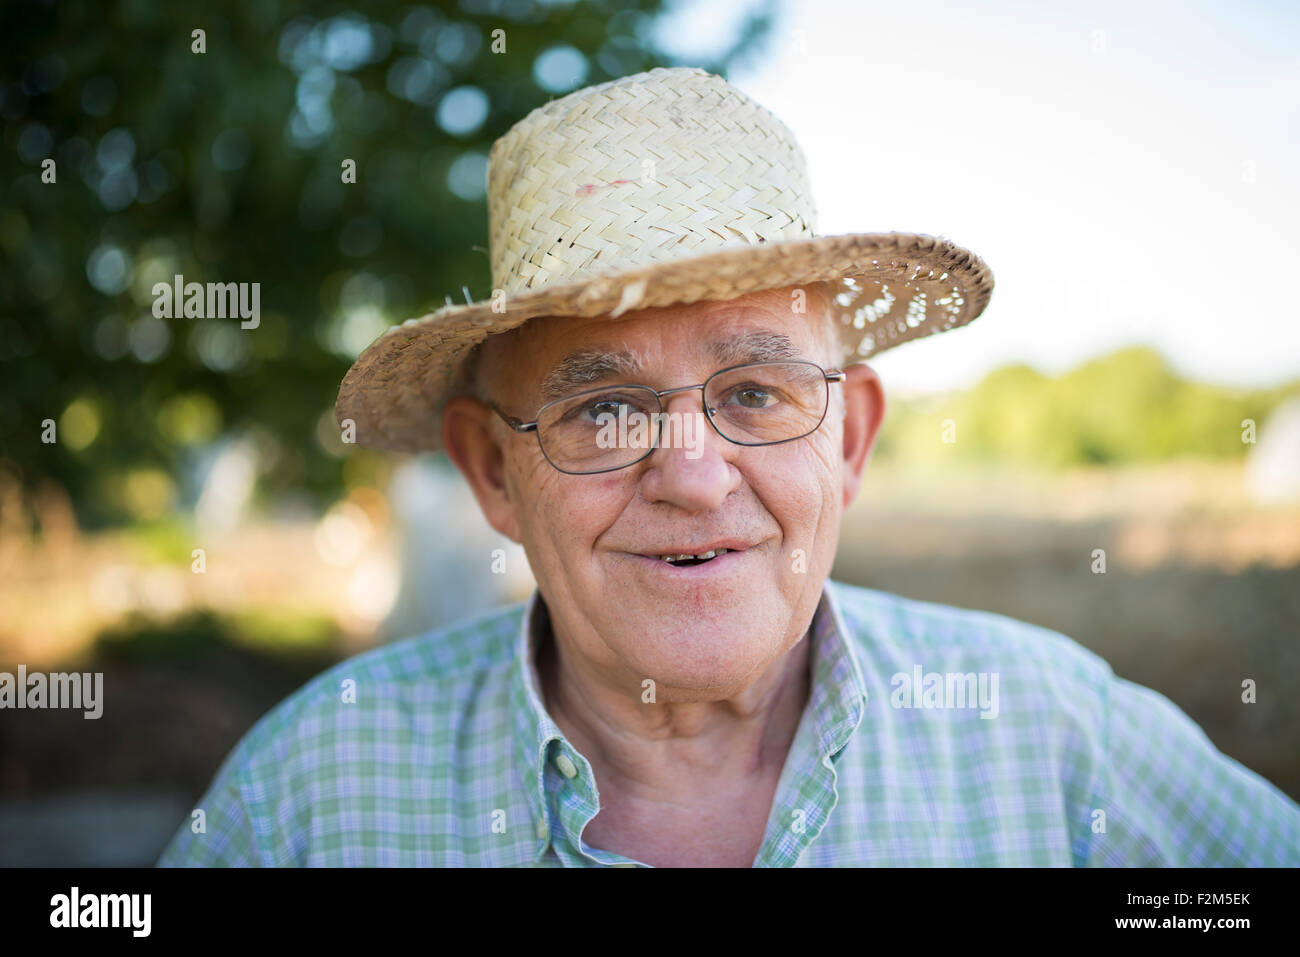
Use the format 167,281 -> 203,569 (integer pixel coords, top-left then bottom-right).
488,359 -> 846,475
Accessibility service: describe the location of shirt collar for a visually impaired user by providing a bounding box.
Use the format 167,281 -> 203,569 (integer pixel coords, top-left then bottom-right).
508,581 -> 868,858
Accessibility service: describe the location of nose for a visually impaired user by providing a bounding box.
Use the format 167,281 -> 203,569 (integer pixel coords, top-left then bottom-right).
638,390 -> 739,511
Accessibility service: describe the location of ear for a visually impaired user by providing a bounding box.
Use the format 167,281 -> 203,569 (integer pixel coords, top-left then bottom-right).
441,396 -> 523,543
838,363 -> 885,509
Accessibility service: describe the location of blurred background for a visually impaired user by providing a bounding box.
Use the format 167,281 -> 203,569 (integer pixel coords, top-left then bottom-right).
1,0 -> 1297,865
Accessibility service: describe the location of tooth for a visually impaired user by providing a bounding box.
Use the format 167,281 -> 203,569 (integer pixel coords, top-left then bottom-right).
655,550 -> 735,564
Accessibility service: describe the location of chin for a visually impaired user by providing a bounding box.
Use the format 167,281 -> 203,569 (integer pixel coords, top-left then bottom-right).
610,621 -> 783,697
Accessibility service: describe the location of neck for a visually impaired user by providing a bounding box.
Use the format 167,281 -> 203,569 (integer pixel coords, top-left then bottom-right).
535,604 -> 814,801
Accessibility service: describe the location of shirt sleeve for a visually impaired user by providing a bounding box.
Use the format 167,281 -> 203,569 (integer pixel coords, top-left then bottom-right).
1084,674 -> 1300,866
156,755 -> 262,867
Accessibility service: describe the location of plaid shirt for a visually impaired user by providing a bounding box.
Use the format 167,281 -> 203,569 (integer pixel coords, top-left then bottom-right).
158,580 -> 1300,867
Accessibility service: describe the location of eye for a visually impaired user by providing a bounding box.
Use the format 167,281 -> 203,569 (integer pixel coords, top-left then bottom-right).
584,397 -> 627,420
722,383 -> 780,410
562,392 -> 651,425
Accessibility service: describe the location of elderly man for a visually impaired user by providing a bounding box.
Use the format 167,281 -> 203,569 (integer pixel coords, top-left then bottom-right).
159,68 -> 1299,867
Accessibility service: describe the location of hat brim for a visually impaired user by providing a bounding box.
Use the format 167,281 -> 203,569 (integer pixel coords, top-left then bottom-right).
335,231 -> 993,453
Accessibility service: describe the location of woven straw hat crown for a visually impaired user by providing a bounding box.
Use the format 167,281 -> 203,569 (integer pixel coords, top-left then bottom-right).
487,66 -> 817,297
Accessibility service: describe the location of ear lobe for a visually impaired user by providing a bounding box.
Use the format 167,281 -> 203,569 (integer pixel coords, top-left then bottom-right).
838,363 -> 885,509
441,396 -> 522,542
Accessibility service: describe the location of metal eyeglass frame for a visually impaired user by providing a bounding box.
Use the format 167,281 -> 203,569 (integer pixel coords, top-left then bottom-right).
487,359 -> 847,475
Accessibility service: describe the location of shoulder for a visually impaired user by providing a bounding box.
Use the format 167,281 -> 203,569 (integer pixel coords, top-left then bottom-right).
826,580 -> 1300,864
233,599 -> 527,767
827,578 -> 1113,700
159,600 -> 528,866
826,578 -> 1114,807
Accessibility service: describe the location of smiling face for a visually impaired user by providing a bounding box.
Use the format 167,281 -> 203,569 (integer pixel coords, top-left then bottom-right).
441,285 -> 885,701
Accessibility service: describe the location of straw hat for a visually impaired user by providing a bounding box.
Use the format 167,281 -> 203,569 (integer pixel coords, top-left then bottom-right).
336,66 -> 994,453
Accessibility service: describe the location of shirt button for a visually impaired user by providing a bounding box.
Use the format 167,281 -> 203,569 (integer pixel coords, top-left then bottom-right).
535,818 -> 549,840
555,754 -> 579,779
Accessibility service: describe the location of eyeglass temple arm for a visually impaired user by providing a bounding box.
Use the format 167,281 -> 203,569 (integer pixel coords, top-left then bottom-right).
826,370 -> 846,383
489,403 -> 538,433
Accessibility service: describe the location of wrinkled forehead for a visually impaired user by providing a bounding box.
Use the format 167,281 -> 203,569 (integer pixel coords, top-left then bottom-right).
474,284 -> 837,399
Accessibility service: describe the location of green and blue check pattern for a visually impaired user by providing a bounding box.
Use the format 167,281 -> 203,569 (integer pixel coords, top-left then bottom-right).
158,580 -> 1300,866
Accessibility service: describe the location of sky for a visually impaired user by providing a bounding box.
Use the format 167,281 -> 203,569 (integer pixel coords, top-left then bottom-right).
654,0 -> 1300,393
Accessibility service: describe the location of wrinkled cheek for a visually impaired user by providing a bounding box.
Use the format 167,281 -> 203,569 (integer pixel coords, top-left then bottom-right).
780,442 -> 842,554
780,432 -> 839,493
804,428 -> 843,476
506,449 -> 556,501
506,454 -> 605,577
501,453 -> 553,538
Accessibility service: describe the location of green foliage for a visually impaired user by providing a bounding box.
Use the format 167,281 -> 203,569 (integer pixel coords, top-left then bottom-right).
94,606 -> 338,663
0,0 -> 772,528
122,514 -> 194,563
229,607 -> 340,654
876,346 -> 1300,469
94,609 -> 230,663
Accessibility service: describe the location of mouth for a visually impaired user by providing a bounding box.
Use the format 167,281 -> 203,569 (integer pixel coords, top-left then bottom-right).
626,541 -> 755,574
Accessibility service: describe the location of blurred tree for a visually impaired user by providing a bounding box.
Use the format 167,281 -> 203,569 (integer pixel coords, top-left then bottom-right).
0,0 -> 775,528
876,346 -> 1300,470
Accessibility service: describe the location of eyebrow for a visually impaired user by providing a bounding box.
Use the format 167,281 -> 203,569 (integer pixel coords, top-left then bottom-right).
537,332 -> 805,401
713,331 -> 803,366
538,349 -> 640,401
